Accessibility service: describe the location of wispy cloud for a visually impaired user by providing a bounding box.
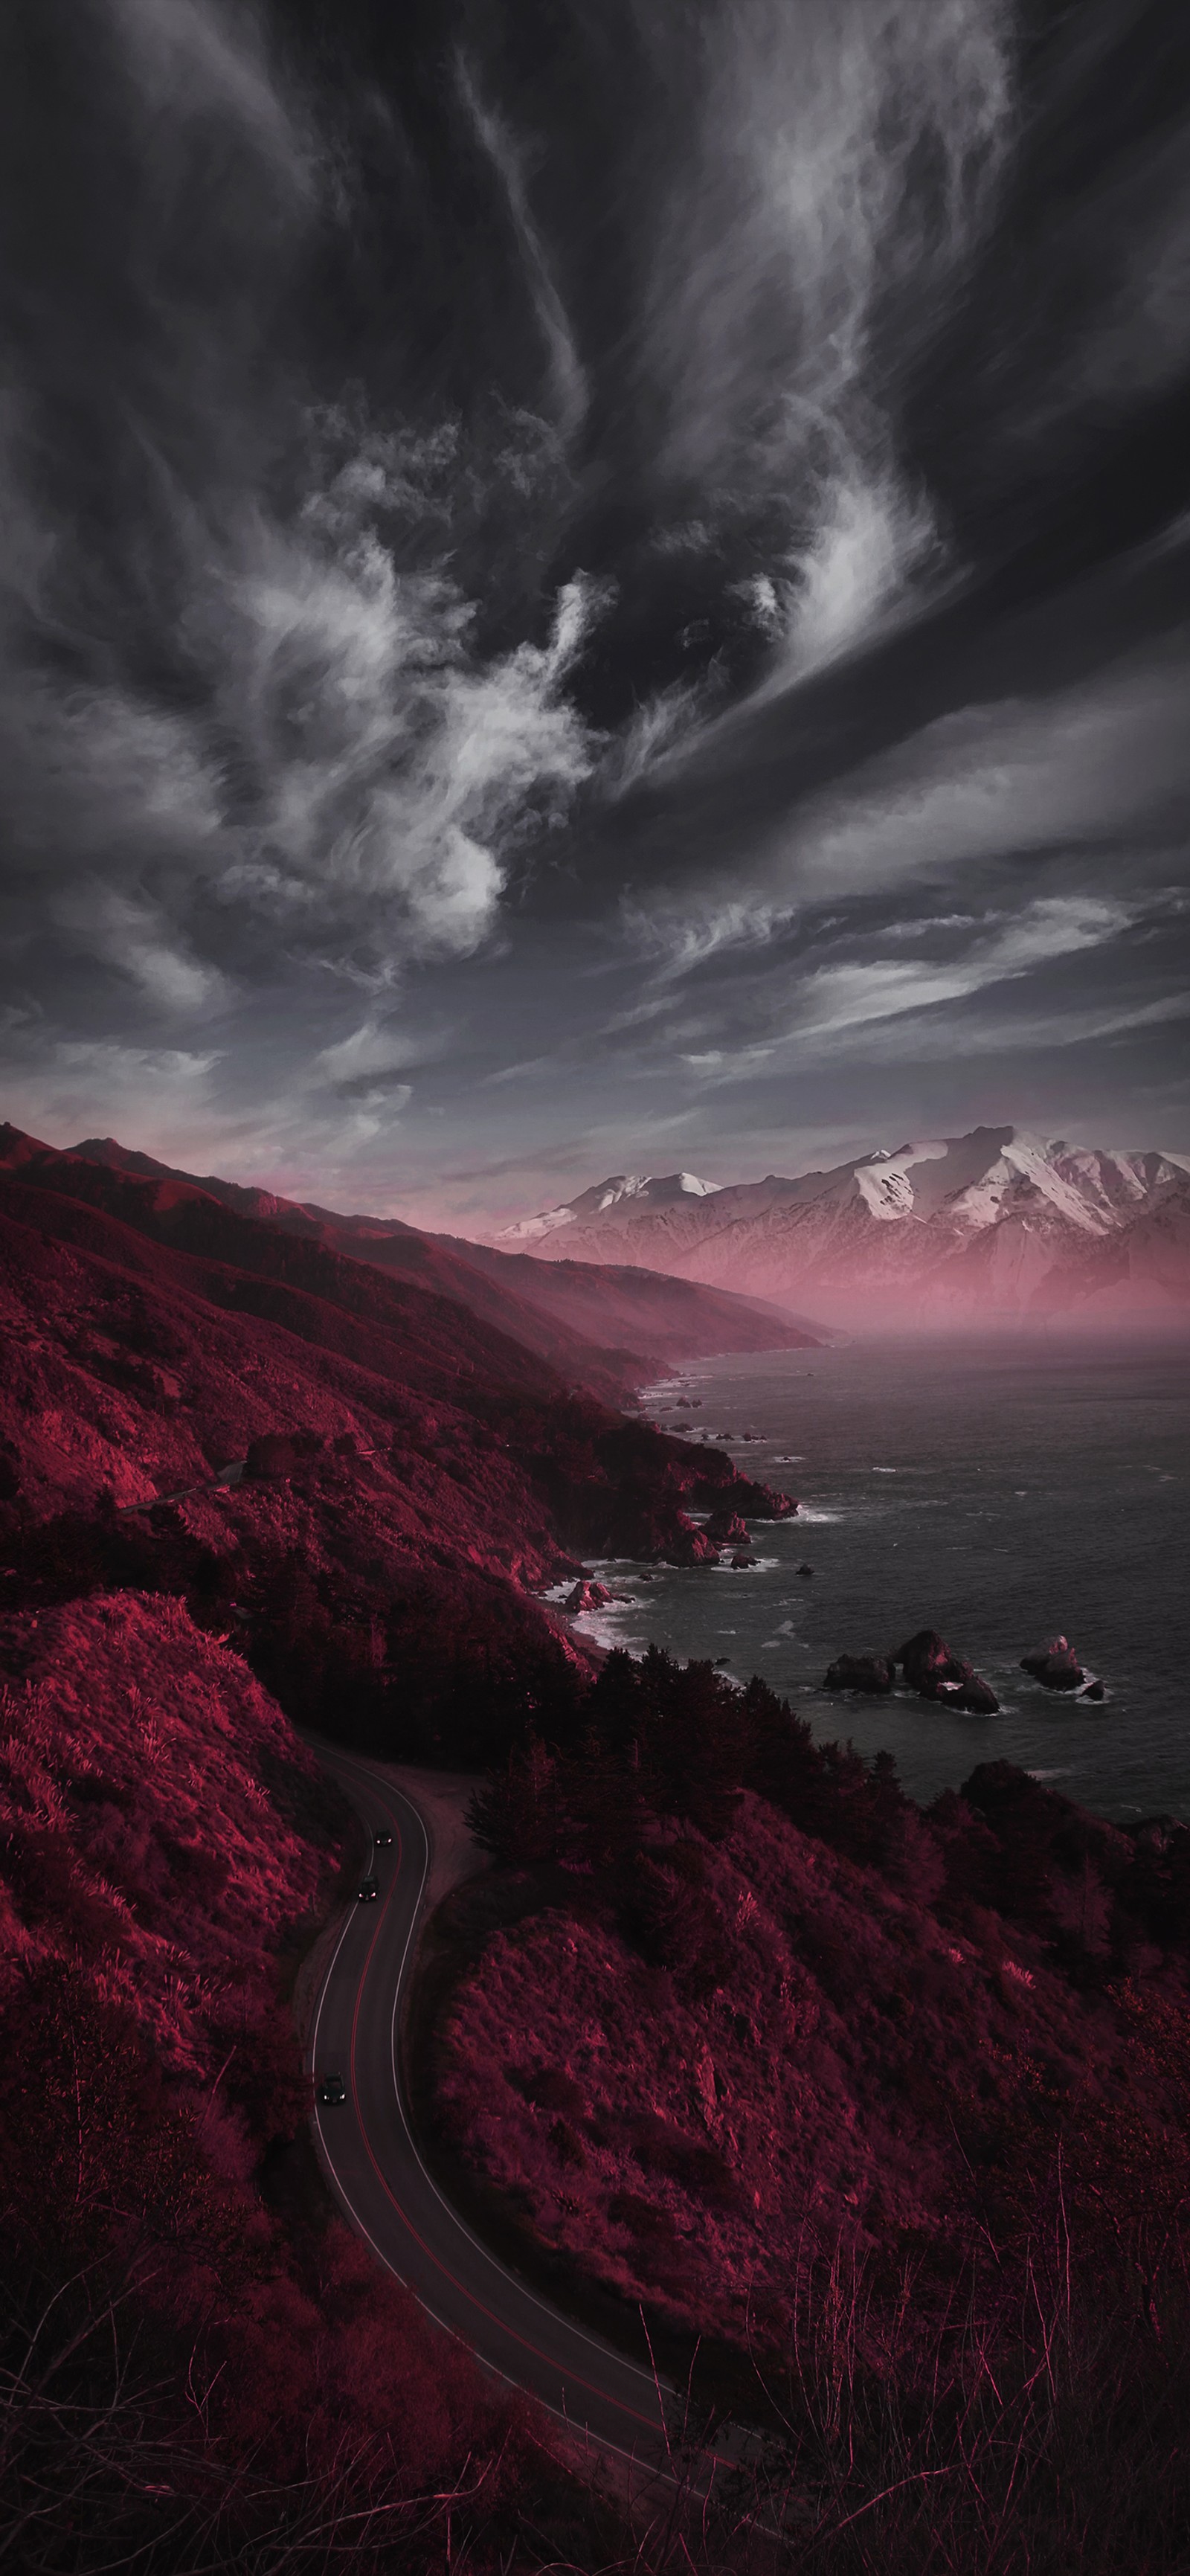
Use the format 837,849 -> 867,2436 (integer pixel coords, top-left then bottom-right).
51,891 -> 228,1017
0,2 -> 608,1027
678,897 -> 1156,1080
456,53 -> 587,443
621,648 -> 1190,974
788,666 -> 1190,902
2,0 -> 1189,1210
1,1038 -> 222,1149
788,897 -> 1133,1038
313,1020 -> 423,1087
637,0 -> 1010,682
835,985 -> 1190,1067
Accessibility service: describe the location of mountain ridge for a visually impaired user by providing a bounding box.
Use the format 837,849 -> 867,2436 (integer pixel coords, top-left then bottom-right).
494,1126 -> 1190,1326
10,1128 -> 821,1386
0,1119 -> 800,1766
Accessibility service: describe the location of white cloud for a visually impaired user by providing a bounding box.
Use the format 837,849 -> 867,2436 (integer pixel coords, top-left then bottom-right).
624,652 -> 1190,971
677,897 -> 1151,1082
776,466 -> 941,678
0,672 -> 225,873
0,5 -> 611,1025
313,1018 -> 422,1089
641,0 -> 1010,664
620,893 -> 785,980
3,420 -> 608,996
1,1041 -> 221,1146
0,1019 -> 422,1178
787,665 -> 1190,901
841,985 -> 1190,1067
791,896 -> 1131,1038
602,681 -> 710,799
112,0 -> 316,192
456,54 -> 587,443
53,890 -> 228,1016
206,499 -> 607,963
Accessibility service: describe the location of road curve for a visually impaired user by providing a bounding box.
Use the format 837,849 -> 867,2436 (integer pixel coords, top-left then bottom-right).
306,1741 -> 707,2483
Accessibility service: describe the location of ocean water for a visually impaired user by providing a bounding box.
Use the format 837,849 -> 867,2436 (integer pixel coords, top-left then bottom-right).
555,1339 -> 1190,1825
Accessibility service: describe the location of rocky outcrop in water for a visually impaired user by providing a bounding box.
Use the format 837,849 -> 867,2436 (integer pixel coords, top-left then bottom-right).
1020,1637 -> 1085,1692
823,1653 -> 895,1695
660,1517 -> 722,1567
895,1628 -> 1000,1715
710,1483 -> 803,1515
704,1509 -> 750,1546
565,1578 -> 611,1613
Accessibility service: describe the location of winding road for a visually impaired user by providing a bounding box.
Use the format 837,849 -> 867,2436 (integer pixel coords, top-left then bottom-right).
306,1743 -> 716,2485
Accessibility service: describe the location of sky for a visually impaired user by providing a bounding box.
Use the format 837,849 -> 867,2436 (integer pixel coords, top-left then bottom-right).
1,0 -> 1189,1230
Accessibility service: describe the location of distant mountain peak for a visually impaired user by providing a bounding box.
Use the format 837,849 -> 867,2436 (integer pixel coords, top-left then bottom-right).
500,1168 -> 720,1243
492,1127 -> 1190,1327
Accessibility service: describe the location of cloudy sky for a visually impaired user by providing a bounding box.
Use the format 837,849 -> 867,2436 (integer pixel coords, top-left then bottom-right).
2,0 -> 1189,1227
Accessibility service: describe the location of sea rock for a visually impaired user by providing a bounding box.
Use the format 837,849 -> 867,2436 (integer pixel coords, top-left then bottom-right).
591,1492 -> 721,1565
658,1515 -> 721,1568
1081,1678 -> 1105,1702
729,1552 -> 759,1569
1020,1637 -> 1086,1692
704,1509 -> 751,1546
565,1579 -> 611,1613
950,1674 -> 1000,1715
894,1628 -> 1000,1716
796,1563 -> 814,1578
715,1483 -> 798,1515
823,1653 -> 895,1695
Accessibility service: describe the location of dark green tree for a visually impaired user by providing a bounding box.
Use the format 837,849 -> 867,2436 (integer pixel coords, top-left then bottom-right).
466,1734 -> 560,1866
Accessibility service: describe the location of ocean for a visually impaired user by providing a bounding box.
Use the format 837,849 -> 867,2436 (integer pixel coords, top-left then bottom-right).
553,1338 -> 1190,1825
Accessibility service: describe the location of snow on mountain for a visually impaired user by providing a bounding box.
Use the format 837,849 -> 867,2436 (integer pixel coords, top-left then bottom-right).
492,1129 -> 1190,1327
852,1140 -> 948,1221
501,1169 -> 719,1243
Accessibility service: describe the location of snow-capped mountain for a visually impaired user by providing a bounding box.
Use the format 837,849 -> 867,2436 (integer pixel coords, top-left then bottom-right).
495,1129 -> 1190,1326
501,1169 -> 721,1244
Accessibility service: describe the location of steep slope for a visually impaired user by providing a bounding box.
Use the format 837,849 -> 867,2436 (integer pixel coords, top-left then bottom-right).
435,1649 -> 1190,2379
0,1126 -> 797,1763
63,1133 -> 819,1369
427,1234 -> 818,1361
0,1587 -> 534,2566
497,1130 -> 1190,1327
44,1133 -> 653,1403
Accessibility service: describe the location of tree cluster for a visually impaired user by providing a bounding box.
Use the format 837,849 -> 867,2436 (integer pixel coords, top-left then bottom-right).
468,1648 -> 1190,1993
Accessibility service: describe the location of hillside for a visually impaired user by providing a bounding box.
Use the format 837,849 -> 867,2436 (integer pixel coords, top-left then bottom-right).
61,1131 -> 820,1376
421,1648 -> 1190,2562
3,1123 -> 1189,2571
426,1233 -> 818,1363
0,1125 -> 797,1764
495,1131 -> 1190,1328
0,1588 -> 548,2570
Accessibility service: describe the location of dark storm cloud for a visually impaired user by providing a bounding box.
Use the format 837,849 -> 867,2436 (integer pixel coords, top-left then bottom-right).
1,0 -> 1189,1212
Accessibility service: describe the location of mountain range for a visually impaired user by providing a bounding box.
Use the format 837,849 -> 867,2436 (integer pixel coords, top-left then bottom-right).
496,1128 -> 1190,1328
0,1119 -> 800,1761
0,1124 -> 818,1402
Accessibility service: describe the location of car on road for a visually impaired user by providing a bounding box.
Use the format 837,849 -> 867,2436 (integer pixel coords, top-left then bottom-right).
357,1880 -> 379,1902
315,2074 -> 347,2107
373,1829 -> 392,1847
